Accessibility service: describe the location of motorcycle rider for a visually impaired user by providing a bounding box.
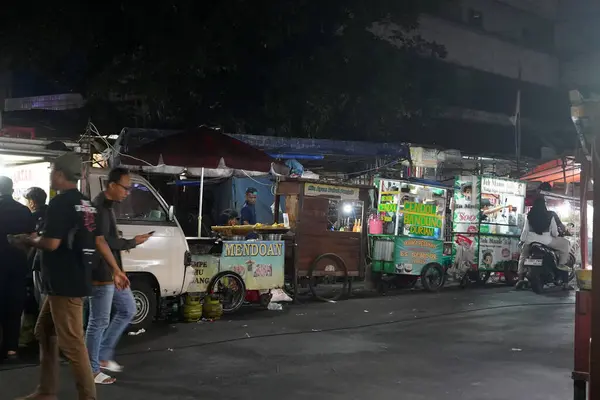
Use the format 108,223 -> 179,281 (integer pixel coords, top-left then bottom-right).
517,197 -> 571,289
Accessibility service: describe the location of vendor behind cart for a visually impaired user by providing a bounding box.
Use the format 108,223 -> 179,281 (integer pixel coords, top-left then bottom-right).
218,209 -> 239,226
241,187 -> 258,239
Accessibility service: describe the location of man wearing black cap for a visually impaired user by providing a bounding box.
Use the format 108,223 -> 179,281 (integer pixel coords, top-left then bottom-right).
11,152 -> 125,400
0,176 -> 36,362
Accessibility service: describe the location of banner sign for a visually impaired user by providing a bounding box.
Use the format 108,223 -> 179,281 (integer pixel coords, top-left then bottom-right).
481,177 -> 526,197
304,183 -> 359,200
393,237 -> 444,275
221,241 -> 285,290
478,235 -> 519,271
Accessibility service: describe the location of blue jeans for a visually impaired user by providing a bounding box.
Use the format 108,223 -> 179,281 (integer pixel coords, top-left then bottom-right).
85,285 -> 136,374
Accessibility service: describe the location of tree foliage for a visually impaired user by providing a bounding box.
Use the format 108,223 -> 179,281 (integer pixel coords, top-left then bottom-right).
0,0 -> 449,139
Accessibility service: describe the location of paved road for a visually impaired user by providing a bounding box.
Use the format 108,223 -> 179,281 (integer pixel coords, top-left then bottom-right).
0,286 -> 576,400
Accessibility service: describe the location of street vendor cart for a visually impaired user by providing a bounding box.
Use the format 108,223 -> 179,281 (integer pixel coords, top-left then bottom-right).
273,178 -> 372,301
451,175 -> 527,286
368,178 -> 452,292
188,224 -> 288,313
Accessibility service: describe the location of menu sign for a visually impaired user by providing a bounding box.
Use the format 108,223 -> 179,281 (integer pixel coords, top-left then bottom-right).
403,201 -> 443,239
481,177 -> 526,197
305,183 -> 359,200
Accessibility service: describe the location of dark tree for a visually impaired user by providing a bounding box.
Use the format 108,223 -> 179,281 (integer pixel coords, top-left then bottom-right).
0,0 -> 449,140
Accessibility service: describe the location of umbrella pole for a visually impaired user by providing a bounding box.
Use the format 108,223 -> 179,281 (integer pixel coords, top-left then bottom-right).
198,167 -> 205,238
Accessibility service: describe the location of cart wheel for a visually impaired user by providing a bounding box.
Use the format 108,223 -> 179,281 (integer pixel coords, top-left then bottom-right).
504,264 -> 519,286
207,271 -> 246,313
477,271 -> 491,286
308,253 -> 349,302
421,263 -> 446,292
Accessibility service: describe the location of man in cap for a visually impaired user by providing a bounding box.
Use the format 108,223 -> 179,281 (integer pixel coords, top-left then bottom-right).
0,176 -> 36,362
11,152 -> 126,400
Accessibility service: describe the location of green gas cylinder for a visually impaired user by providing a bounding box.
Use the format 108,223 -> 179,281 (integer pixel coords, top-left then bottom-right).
202,295 -> 223,320
183,294 -> 203,322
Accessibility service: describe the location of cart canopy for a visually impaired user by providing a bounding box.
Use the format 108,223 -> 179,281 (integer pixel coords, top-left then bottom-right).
115,126 -> 277,177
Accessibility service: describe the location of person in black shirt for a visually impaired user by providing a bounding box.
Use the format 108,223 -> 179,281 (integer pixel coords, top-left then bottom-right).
0,176 -> 36,362
24,187 -> 49,307
10,152 -> 126,400
86,167 -> 150,384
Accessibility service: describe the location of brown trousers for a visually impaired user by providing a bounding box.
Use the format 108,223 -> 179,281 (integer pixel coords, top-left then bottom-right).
32,296 -> 96,400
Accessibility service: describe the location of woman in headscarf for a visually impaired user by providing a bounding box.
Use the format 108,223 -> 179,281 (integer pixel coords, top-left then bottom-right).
517,197 -> 571,288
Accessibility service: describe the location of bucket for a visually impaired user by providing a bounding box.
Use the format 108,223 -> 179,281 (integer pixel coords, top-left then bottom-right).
575,269 -> 592,290
369,218 -> 383,234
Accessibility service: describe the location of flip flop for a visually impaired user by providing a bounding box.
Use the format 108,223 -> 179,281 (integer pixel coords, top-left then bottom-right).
101,360 -> 124,373
94,372 -> 116,385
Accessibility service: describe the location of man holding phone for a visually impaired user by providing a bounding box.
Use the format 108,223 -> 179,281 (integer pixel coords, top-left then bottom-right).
86,167 -> 151,384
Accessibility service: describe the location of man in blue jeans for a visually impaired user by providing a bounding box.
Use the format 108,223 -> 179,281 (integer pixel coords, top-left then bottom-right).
86,168 -> 151,384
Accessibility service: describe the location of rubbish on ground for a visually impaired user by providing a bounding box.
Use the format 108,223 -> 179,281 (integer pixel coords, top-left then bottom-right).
270,289 -> 293,302
363,310 -> 369,313
167,348 -> 174,352
128,328 -> 146,336
511,348 -> 522,352
245,333 -> 251,338
268,302 -> 283,311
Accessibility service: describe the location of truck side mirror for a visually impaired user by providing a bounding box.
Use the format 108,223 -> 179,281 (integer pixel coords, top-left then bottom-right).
168,205 -> 175,222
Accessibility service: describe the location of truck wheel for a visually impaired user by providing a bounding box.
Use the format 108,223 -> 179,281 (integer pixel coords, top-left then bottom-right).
130,279 -> 157,330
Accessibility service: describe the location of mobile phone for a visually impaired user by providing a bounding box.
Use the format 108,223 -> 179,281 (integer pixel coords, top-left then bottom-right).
147,231 -> 156,235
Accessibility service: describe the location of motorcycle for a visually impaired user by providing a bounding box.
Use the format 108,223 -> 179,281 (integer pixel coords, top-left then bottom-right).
517,224 -> 578,294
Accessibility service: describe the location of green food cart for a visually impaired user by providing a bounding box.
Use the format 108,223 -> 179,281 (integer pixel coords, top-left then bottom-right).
369,178 -> 452,292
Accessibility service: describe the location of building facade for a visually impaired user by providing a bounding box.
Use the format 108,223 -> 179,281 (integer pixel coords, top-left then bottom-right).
375,0 -> 574,161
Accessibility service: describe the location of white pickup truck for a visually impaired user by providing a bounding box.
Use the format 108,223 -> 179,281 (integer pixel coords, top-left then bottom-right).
0,136 -> 195,328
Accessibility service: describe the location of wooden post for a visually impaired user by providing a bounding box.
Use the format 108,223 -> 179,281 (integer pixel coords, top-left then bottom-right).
591,132 -> 600,399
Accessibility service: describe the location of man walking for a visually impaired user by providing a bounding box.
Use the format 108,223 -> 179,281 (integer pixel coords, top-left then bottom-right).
0,176 -> 36,362
11,153 -> 127,400
87,167 -> 151,384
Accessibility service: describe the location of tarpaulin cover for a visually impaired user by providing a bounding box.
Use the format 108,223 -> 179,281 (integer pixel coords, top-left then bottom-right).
519,157 -> 580,184
119,126 -> 274,175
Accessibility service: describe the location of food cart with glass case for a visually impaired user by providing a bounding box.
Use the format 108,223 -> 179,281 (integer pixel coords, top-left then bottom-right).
369,178 -> 452,292
450,175 -> 527,286
272,179 -> 371,301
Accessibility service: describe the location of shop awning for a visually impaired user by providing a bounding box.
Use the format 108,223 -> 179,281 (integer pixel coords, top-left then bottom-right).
117,126 -> 275,177
519,157 -> 581,184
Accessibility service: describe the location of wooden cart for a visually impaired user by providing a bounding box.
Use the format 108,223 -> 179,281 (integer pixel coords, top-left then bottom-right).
273,178 -> 372,301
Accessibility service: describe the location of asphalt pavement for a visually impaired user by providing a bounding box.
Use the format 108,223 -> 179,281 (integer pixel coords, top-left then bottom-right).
0,285 -> 576,400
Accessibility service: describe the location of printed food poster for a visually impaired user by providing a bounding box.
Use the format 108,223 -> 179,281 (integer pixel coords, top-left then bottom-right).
478,235 -> 519,271
220,241 -> 285,290
453,176 -> 480,234
452,233 -> 478,273
188,254 -> 220,293
393,237 -> 444,275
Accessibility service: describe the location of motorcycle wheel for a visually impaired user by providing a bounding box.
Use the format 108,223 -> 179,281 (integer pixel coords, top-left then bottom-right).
528,269 -> 544,294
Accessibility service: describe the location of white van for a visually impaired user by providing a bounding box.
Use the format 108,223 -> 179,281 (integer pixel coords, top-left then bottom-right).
0,137 -> 194,328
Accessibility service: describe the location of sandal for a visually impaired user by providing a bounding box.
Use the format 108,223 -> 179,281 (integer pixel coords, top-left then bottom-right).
94,372 -> 116,385
101,360 -> 124,373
